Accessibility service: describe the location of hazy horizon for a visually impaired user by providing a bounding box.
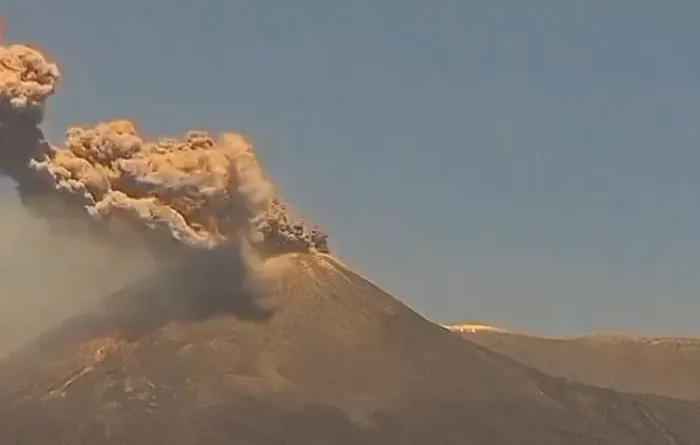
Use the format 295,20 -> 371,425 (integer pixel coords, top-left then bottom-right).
3,1 -> 700,336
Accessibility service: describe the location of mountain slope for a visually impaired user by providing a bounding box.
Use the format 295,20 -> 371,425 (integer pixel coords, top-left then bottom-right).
453,327 -> 700,401
0,253 -> 699,444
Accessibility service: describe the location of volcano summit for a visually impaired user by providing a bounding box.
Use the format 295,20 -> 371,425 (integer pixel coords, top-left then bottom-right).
0,43 -> 699,445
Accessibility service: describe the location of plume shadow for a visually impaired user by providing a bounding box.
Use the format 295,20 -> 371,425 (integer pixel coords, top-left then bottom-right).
0,106 -> 53,202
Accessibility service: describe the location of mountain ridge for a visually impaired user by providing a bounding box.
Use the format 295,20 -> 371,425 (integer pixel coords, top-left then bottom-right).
451,324 -> 700,401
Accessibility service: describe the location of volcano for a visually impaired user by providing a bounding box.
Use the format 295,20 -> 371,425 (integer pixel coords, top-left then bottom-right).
2,41 -> 700,445
0,252 -> 699,445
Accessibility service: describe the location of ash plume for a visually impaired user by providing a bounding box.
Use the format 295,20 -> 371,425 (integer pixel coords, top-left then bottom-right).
0,43 -> 329,259
0,44 -> 157,354
0,44 -> 58,198
0,44 -> 57,119
31,121 -> 330,254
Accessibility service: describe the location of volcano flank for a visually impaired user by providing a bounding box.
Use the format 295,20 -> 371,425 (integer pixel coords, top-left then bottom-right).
1,252 -> 700,445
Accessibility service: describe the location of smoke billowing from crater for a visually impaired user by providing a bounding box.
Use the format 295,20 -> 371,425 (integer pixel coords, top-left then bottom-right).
0,43 -> 329,259
0,41 -> 331,353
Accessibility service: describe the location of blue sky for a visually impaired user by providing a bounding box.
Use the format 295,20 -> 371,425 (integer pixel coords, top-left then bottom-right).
4,1 -> 700,335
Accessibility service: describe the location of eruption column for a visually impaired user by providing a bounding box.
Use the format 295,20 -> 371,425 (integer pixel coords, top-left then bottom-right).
0,43 -> 329,258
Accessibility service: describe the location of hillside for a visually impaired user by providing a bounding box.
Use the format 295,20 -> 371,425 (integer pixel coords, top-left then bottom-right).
0,253 -> 699,444
452,326 -> 700,401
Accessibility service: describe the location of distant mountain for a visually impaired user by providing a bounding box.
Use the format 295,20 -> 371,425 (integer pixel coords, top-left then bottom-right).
448,324 -> 700,401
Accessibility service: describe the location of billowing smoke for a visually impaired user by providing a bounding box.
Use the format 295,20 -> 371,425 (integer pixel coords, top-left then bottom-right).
0,44 -> 154,354
0,41 -> 330,353
0,44 -> 57,119
0,44 -> 58,196
0,43 -> 329,258
31,121 -> 329,254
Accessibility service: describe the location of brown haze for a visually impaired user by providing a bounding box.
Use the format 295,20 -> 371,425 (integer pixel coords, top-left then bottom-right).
2,42 -> 700,445
0,191 -> 157,355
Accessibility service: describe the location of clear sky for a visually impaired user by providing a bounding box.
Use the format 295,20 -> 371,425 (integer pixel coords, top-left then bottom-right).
4,1 -> 700,335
